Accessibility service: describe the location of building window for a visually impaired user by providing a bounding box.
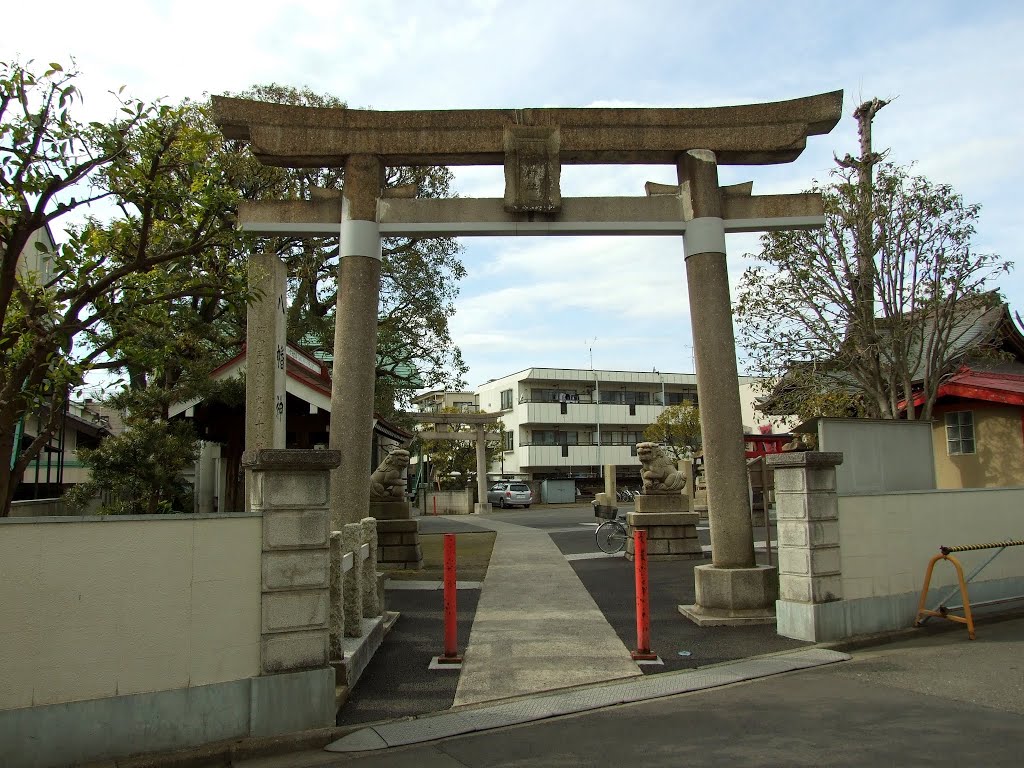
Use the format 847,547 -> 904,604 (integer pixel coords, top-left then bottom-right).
531,387 -> 580,403
599,390 -> 651,405
503,430 -> 514,451
945,411 -> 975,455
665,392 -> 697,406
531,430 -> 578,446
500,389 -> 513,410
600,430 -> 643,446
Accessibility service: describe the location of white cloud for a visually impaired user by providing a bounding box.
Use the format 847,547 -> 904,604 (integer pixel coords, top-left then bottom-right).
9,0 -> 1023,387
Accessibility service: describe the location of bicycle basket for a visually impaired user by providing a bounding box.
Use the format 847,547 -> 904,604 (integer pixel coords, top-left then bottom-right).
592,503 -> 618,520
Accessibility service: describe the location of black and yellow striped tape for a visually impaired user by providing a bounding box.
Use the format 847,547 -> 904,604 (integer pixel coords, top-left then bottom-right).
940,540 -> 1024,555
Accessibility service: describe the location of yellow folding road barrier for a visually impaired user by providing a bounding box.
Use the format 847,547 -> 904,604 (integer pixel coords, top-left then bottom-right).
914,540 -> 1024,640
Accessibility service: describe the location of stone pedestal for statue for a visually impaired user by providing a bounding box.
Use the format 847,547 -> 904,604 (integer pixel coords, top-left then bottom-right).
626,493 -> 704,562
371,501 -> 423,570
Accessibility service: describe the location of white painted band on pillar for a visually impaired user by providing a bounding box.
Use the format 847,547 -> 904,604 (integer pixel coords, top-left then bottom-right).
340,218 -> 382,260
683,216 -> 726,259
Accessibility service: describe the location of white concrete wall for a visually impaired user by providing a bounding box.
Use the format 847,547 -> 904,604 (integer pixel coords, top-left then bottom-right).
0,514 -> 262,712
838,487 -> 1024,601
422,488 -> 475,515
818,419 -> 936,494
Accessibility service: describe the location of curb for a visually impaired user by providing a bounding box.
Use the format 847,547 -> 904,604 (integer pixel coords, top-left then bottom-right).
816,604 -> 1024,653
76,725 -> 359,768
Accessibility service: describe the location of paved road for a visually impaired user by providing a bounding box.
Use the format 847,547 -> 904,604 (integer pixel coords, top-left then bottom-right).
339,505 -> 795,722
248,614 -> 1024,767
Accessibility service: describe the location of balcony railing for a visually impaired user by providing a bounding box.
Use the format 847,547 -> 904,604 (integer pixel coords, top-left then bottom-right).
519,395 -> 595,404
520,440 -> 642,448
517,395 -> 692,407
418,404 -> 481,413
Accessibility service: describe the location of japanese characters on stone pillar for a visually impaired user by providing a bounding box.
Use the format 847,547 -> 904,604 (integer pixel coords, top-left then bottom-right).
246,252 -> 288,454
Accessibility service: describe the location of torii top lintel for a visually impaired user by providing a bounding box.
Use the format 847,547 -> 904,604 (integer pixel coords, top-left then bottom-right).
211,91 -> 842,168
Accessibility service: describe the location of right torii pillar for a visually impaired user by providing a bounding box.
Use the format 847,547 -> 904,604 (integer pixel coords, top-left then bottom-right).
676,149 -> 777,625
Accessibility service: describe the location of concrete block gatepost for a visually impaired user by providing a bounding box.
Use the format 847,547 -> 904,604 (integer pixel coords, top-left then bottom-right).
767,451 -> 844,641
244,448 -> 340,675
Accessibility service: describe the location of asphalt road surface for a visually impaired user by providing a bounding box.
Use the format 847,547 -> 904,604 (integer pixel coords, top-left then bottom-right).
339,505 -> 800,723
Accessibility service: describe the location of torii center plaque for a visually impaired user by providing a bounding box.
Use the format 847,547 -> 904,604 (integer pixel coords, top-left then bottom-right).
213,90 -> 844,624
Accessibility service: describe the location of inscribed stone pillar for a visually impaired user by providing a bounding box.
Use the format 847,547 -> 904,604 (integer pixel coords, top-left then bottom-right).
196,441 -> 216,514
246,253 -> 288,453
329,155 -> 384,529
676,149 -> 776,625
246,253 -> 288,511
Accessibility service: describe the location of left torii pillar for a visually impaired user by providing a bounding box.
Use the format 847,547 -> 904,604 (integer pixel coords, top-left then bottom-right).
330,155 -> 384,529
245,252 -> 288,510
474,426 -> 490,513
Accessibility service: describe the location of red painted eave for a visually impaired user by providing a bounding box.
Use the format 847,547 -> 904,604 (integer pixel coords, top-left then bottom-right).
904,368 -> 1024,410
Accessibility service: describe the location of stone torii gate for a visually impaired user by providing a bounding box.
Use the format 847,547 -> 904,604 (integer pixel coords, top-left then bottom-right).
212,91 -> 843,623
405,411 -> 501,514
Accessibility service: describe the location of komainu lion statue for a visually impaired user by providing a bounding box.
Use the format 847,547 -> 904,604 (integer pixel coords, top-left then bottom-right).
636,442 -> 686,494
369,449 -> 410,501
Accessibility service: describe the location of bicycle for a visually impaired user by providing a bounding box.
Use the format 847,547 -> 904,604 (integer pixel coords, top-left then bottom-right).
594,510 -> 628,554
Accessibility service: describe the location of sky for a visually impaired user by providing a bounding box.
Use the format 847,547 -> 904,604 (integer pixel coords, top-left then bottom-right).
9,0 -> 1024,390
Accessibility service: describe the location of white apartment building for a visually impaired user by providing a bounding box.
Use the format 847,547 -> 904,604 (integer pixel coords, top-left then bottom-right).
473,367 -> 774,483
412,389 -> 479,414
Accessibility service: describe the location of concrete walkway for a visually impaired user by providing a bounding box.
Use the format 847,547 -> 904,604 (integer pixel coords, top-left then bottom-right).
451,517 -> 642,705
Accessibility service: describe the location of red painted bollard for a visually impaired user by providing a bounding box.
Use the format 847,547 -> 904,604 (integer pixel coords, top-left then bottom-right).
438,533 -> 462,663
632,529 -> 658,661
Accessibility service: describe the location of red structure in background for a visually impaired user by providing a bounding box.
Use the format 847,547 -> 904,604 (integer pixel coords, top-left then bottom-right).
744,434 -> 791,459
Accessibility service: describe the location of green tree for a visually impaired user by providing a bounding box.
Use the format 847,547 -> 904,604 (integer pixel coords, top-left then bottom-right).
64,388 -> 198,515
735,100 -> 1011,422
226,84 -> 468,419
643,403 -> 701,461
0,60 -> 255,515
1,65 -> 471,515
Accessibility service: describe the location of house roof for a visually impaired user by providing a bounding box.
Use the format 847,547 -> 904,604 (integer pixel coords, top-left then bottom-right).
169,340 -> 413,440
298,333 -> 425,389
761,299 -> 1024,414
907,367 -> 1024,409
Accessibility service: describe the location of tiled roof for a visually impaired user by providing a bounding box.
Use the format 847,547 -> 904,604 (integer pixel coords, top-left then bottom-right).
907,367 -> 1024,408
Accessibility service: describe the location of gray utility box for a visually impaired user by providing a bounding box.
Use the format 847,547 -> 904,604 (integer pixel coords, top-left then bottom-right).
541,478 -> 577,504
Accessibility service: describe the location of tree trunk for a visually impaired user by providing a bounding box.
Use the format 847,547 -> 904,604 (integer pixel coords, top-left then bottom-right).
841,99 -> 890,416
0,428 -> 17,517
